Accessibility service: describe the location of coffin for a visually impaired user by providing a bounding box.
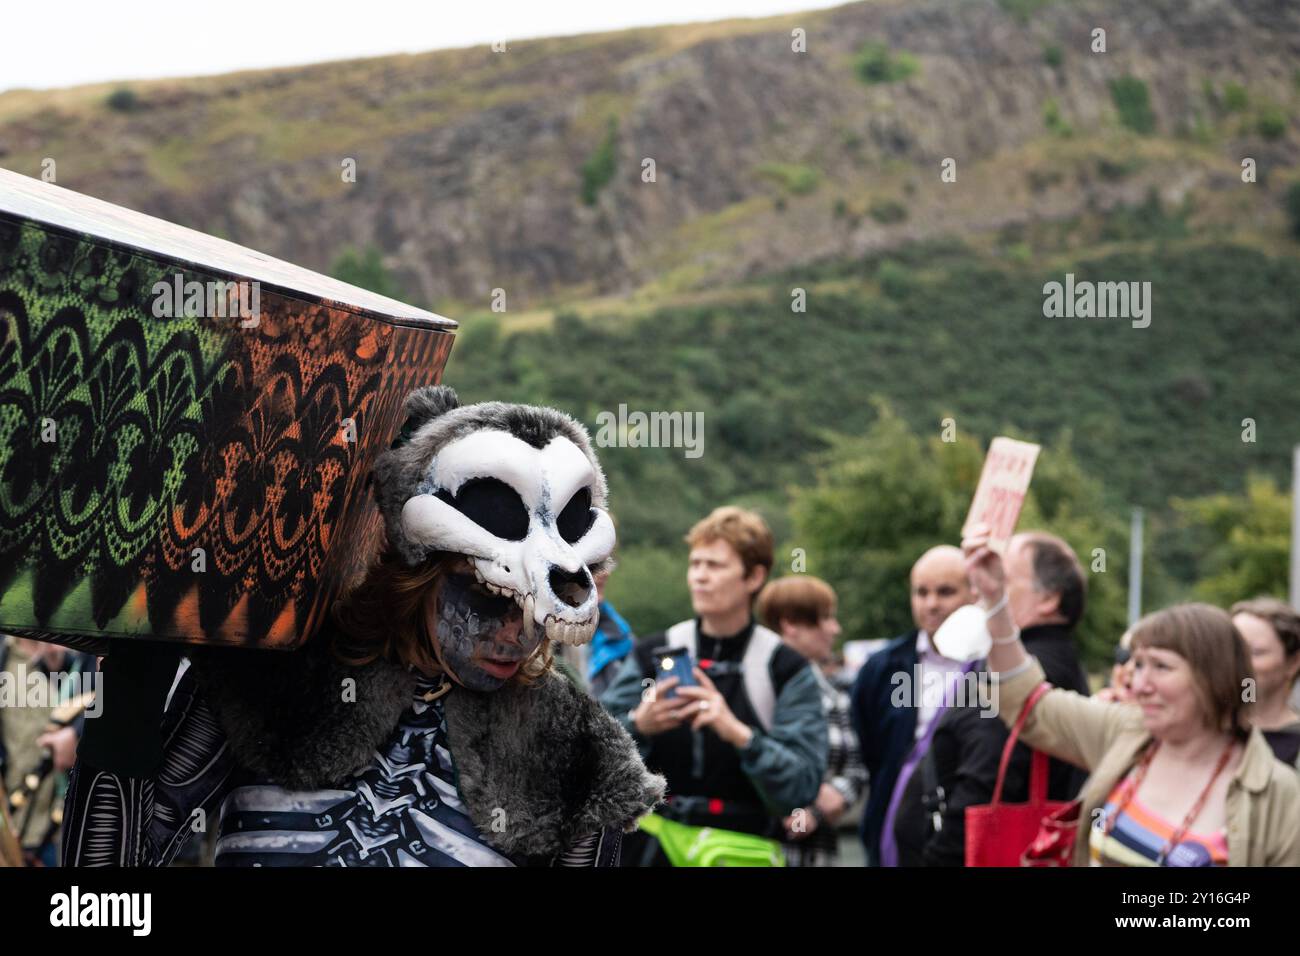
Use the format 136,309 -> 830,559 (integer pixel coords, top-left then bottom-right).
0,168 -> 455,652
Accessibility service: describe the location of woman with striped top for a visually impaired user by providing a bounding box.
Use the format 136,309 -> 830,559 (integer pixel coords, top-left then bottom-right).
963,521 -> 1300,867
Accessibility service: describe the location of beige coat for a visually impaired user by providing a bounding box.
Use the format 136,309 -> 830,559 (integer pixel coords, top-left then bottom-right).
996,659 -> 1300,867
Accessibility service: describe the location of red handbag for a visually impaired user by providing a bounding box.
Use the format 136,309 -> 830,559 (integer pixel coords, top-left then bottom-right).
1020,798 -> 1081,867
965,682 -> 1073,867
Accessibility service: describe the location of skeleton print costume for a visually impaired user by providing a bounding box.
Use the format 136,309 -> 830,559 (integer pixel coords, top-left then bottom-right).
63,386 -> 665,866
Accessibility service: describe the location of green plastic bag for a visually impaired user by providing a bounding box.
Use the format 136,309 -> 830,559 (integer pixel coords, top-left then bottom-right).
637,812 -> 785,867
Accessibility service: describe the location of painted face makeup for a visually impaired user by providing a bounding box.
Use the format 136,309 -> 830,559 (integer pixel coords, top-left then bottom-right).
434,571 -> 542,692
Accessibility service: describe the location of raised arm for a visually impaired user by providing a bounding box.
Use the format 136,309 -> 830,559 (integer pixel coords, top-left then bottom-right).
963,524 -> 1135,771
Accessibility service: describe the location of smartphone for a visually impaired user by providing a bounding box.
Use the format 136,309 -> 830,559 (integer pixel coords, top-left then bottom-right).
654,647 -> 698,699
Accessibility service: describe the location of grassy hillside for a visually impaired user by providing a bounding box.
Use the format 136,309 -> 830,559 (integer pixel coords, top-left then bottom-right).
2,0 -> 1297,310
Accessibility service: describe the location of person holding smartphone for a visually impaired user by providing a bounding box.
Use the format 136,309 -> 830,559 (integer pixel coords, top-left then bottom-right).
601,506 -> 827,866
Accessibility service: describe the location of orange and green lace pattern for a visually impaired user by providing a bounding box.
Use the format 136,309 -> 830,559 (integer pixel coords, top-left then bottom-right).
0,216 -> 452,649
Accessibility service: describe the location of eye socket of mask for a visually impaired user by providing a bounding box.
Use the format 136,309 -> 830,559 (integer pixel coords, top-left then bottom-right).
556,487 -> 594,543
436,477 -> 529,541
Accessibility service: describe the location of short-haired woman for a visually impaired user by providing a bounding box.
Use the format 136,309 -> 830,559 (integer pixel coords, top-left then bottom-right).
1231,597 -> 1300,766
757,575 -> 867,866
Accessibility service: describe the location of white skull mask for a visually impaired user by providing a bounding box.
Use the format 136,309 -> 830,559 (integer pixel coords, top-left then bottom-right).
398,429 -> 615,646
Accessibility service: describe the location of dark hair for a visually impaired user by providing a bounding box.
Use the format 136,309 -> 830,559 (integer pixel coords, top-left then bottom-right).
1130,603 -> 1254,739
1020,531 -> 1087,627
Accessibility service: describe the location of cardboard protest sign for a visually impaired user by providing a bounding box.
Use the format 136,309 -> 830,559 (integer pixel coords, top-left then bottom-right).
0,168 -> 456,652
961,437 -> 1041,554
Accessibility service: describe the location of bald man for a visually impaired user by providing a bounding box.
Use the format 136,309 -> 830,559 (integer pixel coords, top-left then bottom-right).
893,531 -> 1091,866
849,546 -> 974,866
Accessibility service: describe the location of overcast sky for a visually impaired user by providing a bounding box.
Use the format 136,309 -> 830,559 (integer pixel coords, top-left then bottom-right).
4,0 -> 839,93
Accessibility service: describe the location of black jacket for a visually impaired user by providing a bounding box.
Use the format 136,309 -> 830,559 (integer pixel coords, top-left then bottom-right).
63,627 -> 665,867
894,624 -> 1091,867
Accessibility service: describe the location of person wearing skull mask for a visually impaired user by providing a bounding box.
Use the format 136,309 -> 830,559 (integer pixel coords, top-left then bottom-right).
63,386 -> 665,867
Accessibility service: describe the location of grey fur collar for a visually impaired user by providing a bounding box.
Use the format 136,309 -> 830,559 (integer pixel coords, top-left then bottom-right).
189,638 -> 664,859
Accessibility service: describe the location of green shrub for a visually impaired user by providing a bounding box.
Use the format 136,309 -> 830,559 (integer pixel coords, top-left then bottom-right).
1096,156 -> 1140,181
854,43 -> 919,85
757,162 -> 820,196
1005,241 -> 1032,263
1183,109 -> 1215,145
999,0 -> 1055,22
1256,105 -> 1286,141
1287,182 -> 1300,240
1042,44 -> 1064,69
106,88 -> 140,113
1110,75 -> 1155,134
875,259 -> 913,298
1201,77 -> 1215,103
869,198 -> 908,224
580,118 -> 618,206
330,245 -> 405,300
1044,97 -> 1074,137
1099,188 -> 1187,241
1223,81 -> 1249,113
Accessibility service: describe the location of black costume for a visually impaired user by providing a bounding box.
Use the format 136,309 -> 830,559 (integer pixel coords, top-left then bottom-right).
64,386 -> 664,866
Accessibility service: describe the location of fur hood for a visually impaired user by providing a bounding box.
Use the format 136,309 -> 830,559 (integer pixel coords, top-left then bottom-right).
189,636 -> 664,860
369,384 -> 611,570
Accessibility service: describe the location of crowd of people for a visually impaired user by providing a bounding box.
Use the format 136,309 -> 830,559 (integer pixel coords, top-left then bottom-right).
585,505 -> 1300,867
3,394 -> 1299,868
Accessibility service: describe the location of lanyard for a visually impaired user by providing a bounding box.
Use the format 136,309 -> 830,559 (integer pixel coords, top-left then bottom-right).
1105,738 -> 1235,865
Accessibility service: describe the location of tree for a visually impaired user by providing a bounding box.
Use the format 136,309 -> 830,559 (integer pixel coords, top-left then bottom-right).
580,118 -> 619,206
330,245 -> 405,300
790,403 -> 1128,670
1287,182 -> 1300,241
106,88 -> 141,113
1173,474 -> 1291,606
1110,76 -> 1155,134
